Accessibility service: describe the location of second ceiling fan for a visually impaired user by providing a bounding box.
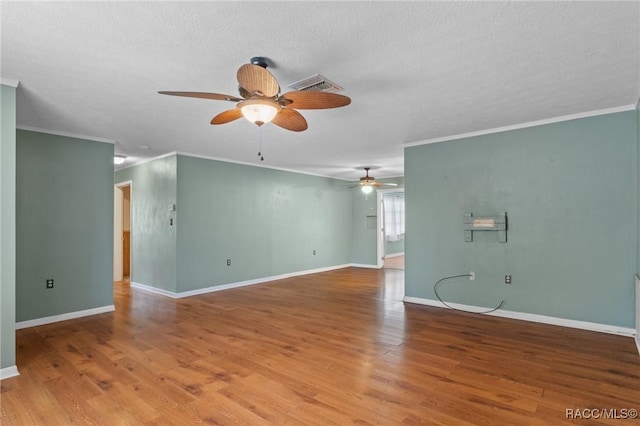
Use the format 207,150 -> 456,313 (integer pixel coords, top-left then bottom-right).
351,167 -> 399,194
159,57 -> 351,132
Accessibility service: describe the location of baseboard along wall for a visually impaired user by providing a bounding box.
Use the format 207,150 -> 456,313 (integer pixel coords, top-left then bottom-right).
350,263 -> 380,269
15,305 -> 115,330
403,296 -> 636,338
385,252 -> 405,258
0,365 -> 19,380
132,264 -> 355,299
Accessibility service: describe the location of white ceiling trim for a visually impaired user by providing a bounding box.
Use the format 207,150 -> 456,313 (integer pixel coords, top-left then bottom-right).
0,78 -> 20,88
119,150 -> 351,181
176,151 -> 352,181
404,104 -> 637,148
116,151 -> 177,171
17,125 -> 116,144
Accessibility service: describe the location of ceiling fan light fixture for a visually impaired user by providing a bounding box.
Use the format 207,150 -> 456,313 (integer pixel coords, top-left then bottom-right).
239,99 -> 280,126
361,185 -> 374,194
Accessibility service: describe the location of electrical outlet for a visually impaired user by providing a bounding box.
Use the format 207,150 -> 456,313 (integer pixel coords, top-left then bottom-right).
226,259 -> 231,266
313,250 -> 316,255
505,275 -> 512,284
469,271 -> 475,281
46,279 -> 54,289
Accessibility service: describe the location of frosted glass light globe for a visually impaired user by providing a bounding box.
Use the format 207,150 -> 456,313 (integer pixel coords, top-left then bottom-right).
361,185 -> 374,194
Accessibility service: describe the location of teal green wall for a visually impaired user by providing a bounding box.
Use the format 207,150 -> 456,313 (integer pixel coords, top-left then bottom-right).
116,154 -> 352,293
351,188 -> 378,265
405,111 -> 636,327
16,130 -> 114,322
637,101 -> 640,277
115,156 -> 177,292
385,239 -> 404,256
175,155 -> 352,291
351,178 -> 404,265
1,85 -> 17,369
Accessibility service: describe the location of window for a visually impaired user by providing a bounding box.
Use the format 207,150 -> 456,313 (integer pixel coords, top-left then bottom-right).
383,194 -> 405,242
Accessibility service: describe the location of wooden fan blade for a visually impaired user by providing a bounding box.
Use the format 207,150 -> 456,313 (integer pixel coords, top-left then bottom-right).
237,64 -> 279,98
211,108 -> 243,125
271,108 -> 308,132
238,86 -> 252,99
158,91 -> 242,102
279,91 -> 351,109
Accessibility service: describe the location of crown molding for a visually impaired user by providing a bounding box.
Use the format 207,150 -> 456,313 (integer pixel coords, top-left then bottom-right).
404,104 -> 637,148
116,151 -> 177,171
17,125 -> 115,144
175,151 -> 352,181
0,78 -> 20,88
119,150 -> 351,181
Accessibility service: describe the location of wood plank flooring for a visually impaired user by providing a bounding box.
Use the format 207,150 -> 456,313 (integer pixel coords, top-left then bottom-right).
2,267 -> 639,425
384,255 -> 404,270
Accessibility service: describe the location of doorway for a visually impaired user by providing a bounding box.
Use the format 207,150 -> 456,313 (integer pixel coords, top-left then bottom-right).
377,189 -> 405,270
114,181 -> 132,282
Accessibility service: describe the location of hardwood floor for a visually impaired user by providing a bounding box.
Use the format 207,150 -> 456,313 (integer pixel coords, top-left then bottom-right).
384,255 -> 404,270
2,267 -> 638,425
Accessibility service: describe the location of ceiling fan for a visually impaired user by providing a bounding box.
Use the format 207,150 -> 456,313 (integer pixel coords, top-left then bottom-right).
159,57 -> 351,132
351,167 -> 399,194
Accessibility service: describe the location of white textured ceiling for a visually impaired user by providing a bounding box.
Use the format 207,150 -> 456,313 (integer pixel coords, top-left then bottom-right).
2,1 -> 639,180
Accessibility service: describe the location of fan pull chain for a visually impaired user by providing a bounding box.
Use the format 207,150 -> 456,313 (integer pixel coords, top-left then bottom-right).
257,126 -> 264,161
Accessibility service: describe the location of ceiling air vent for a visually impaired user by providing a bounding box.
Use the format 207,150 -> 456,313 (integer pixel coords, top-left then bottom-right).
287,74 -> 343,92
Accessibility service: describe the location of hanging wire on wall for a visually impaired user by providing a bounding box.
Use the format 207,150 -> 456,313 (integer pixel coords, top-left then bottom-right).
434,274 -> 504,314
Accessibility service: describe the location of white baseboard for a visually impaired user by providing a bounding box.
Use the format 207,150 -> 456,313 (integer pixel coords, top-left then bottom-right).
351,263 -> 381,269
0,365 -> 19,380
132,264 -> 354,299
403,296 -> 636,337
129,282 -> 178,298
385,252 -> 404,258
15,305 -> 115,330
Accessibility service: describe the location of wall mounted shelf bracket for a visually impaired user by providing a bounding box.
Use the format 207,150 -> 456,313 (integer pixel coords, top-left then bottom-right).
464,212 -> 507,242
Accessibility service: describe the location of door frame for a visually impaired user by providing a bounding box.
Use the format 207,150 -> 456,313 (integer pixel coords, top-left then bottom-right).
376,188 -> 405,269
114,180 -> 132,282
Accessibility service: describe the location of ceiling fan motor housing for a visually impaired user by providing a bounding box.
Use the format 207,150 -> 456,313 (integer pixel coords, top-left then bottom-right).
250,57 -> 269,68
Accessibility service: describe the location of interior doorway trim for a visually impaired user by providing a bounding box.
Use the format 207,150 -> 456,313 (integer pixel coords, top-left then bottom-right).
376,188 -> 405,269
114,180 -> 132,282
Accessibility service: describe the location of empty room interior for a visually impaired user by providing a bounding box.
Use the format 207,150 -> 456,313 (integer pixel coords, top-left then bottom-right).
1,2 -> 640,424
